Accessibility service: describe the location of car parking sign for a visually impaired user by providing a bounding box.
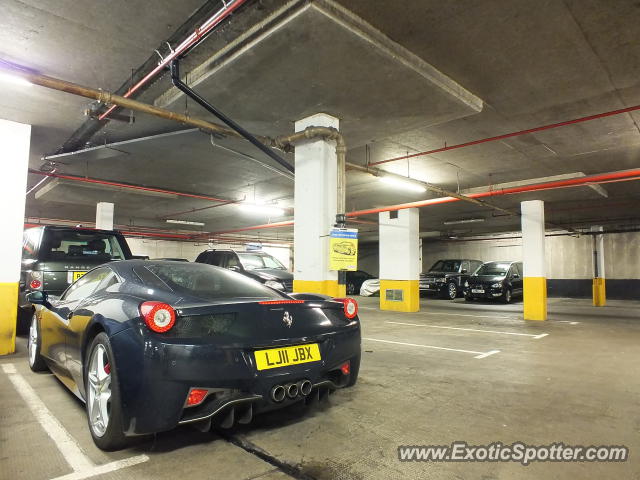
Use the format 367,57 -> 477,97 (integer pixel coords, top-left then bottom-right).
329,228 -> 358,271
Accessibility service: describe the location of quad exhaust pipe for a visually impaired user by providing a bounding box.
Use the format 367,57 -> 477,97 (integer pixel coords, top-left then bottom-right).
270,380 -> 313,402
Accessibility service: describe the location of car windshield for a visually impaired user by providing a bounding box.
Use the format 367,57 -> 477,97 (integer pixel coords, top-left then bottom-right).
136,263 -> 283,301
41,230 -> 127,261
475,263 -> 510,276
237,253 -> 286,270
429,260 -> 461,273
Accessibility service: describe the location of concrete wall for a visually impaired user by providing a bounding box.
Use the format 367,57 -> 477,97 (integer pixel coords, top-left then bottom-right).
125,238 -> 293,270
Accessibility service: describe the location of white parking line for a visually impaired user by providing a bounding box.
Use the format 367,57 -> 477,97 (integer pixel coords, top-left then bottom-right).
386,321 -> 549,339
1,363 -> 148,480
359,306 -> 515,319
363,337 -> 500,359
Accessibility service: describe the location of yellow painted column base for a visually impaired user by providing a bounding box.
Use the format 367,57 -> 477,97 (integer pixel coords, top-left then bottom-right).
593,277 -> 606,307
523,277 -> 547,321
0,282 -> 18,355
293,279 -> 346,297
379,280 -> 420,312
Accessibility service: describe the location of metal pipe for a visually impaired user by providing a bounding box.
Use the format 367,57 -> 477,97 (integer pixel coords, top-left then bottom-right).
206,169 -> 640,234
170,60 -> 294,174
99,0 -> 249,121
0,63 -> 280,148
370,104 -> 640,166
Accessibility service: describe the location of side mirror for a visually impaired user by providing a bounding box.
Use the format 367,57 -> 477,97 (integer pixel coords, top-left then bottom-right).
461,269 -> 468,274
228,265 -> 241,272
26,291 -> 49,305
512,273 -> 520,279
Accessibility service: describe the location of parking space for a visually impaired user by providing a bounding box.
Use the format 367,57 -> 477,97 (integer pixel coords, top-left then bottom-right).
2,296 -> 638,479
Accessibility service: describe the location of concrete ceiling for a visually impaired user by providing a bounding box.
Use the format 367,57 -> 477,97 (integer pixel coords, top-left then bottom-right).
2,0 -> 640,241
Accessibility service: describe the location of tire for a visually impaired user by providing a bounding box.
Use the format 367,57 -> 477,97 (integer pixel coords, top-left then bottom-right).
85,333 -> 127,451
445,282 -> 458,300
27,313 -> 47,372
502,289 -> 512,304
345,353 -> 361,387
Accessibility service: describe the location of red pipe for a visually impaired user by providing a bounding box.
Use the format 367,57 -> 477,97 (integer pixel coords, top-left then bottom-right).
28,169 -> 230,203
99,0 -> 249,121
370,104 -> 640,166
207,169 -> 640,233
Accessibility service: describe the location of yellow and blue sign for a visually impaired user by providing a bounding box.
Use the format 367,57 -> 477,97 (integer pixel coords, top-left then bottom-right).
329,228 -> 358,271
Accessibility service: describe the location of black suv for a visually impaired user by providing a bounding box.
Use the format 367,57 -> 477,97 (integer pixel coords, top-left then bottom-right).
464,261 -> 523,303
420,259 -> 483,299
19,225 -> 133,328
195,249 -> 293,292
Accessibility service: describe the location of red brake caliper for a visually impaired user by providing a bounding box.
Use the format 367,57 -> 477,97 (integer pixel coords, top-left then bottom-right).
104,363 -> 111,375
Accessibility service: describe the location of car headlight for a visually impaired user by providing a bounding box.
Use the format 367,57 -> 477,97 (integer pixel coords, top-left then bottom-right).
265,280 -> 285,290
464,281 -> 469,287
436,278 -> 446,283
491,283 -> 501,288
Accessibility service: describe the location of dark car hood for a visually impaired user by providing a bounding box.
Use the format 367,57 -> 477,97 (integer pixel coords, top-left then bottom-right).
246,268 -> 293,281
469,275 -> 506,284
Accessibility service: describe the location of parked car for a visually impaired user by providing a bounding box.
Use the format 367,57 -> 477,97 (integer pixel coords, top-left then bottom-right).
360,278 -> 380,297
463,261 -> 523,303
26,260 -> 361,450
420,259 -> 483,300
19,226 -> 133,331
196,249 -> 293,292
346,270 -> 376,295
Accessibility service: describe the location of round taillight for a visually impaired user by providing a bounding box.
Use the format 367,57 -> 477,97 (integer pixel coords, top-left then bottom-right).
335,297 -> 358,319
30,280 -> 42,289
140,301 -> 176,333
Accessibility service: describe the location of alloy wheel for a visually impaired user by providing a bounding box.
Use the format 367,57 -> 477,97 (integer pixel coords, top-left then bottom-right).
448,283 -> 457,300
87,344 -> 112,437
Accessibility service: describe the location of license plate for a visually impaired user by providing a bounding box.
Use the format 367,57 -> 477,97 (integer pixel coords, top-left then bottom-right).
254,343 -> 321,371
67,271 -> 87,283
472,289 -> 485,294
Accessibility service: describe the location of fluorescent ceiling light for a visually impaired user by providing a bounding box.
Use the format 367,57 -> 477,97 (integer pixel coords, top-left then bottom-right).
238,203 -> 285,216
443,218 -> 485,225
166,219 -> 205,226
0,71 -> 32,87
378,176 -> 426,193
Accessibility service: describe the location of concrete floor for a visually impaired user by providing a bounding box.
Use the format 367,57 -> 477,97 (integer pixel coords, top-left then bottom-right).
1,297 -> 639,479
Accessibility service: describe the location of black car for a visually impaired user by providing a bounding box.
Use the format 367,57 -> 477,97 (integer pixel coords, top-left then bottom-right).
196,249 -> 293,292
346,270 -> 376,295
19,226 -> 133,330
464,261 -> 523,303
420,259 -> 483,299
26,260 -> 361,450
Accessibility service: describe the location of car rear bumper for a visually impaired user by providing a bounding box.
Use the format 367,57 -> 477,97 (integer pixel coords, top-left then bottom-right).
110,326 -> 361,435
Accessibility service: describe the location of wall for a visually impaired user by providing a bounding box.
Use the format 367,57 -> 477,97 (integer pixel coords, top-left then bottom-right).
125,238 -> 293,270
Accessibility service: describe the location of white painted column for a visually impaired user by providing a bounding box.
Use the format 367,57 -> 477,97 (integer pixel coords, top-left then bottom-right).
293,113 -> 341,296
96,202 -> 114,230
521,200 -> 547,320
0,119 -> 31,355
379,208 -> 420,312
591,225 -> 606,306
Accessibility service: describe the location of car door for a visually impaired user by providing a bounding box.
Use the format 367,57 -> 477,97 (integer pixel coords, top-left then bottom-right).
514,263 -> 524,295
459,260 -> 471,287
40,268 -> 112,377
66,269 -> 119,390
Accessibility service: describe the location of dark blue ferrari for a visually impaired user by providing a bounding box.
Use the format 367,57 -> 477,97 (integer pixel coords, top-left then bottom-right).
26,260 -> 361,450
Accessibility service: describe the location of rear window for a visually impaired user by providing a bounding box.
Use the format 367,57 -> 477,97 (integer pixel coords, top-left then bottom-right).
40,230 -> 127,261
135,263 -> 283,301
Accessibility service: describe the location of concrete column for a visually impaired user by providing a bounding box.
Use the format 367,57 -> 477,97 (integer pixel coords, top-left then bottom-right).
379,208 -> 420,312
521,200 -> 547,320
292,113 -> 344,297
591,225 -> 606,306
0,119 -> 31,355
96,202 -> 114,230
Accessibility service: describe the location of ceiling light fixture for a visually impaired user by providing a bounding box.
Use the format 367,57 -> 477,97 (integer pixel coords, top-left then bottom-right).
378,175 -> 426,193
443,218 -> 485,225
166,219 -> 205,226
238,203 -> 285,216
0,71 -> 32,87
